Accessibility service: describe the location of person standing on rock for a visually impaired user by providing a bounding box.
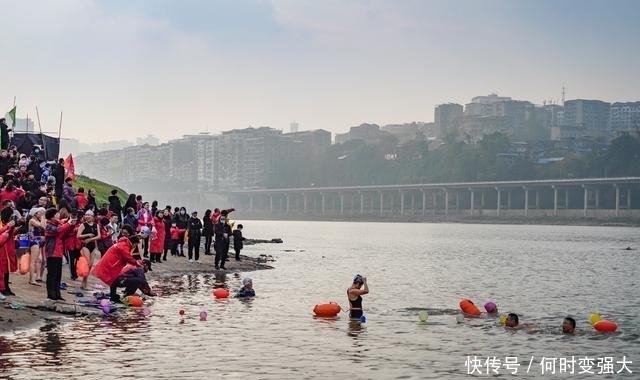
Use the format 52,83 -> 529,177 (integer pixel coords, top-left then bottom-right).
202,209 -> 214,255
232,223 -> 246,261
187,211 -> 203,263
213,210 -> 232,270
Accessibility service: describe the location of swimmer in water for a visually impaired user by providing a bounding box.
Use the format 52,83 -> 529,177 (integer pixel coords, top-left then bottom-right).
505,313 -> 537,331
347,274 -> 368,320
562,316 -> 576,334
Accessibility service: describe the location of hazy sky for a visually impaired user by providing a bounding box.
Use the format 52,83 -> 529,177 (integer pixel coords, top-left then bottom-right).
2,0 -> 639,144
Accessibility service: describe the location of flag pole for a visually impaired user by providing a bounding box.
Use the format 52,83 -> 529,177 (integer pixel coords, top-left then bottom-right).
58,111 -> 63,141
35,106 -> 48,161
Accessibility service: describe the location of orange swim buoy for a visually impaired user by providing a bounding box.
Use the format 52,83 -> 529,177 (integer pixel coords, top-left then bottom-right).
459,299 -> 481,317
213,288 -> 230,299
76,256 -> 90,277
19,253 -> 30,275
125,295 -> 144,307
593,320 -> 618,333
313,302 -> 341,317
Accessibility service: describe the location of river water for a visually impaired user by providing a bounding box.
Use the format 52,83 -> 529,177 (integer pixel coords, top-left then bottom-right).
1,221 -> 638,379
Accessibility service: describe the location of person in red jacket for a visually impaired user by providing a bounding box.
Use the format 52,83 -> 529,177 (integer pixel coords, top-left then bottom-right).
149,210 -> 166,263
75,187 -> 88,210
93,234 -> 154,303
43,207 -> 75,301
169,222 -> 185,257
64,210 -> 84,280
0,206 -> 19,297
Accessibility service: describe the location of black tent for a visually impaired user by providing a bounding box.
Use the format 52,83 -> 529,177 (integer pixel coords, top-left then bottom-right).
11,133 -> 60,161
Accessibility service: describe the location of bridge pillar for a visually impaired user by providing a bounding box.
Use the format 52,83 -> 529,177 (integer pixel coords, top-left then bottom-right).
524,186 -> 529,217
583,186 -> 588,217
627,188 -> 631,208
360,191 -> 364,215
615,185 -> 620,217
469,189 -> 475,216
495,187 -> 501,217
249,196 -> 254,212
552,186 -> 558,216
456,192 -> 460,211
422,190 -> 426,216
565,189 -> 569,210
444,189 -> 449,216
432,192 -> 437,216
400,191 -> 405,216
269,194 -> 274,213
285,194 -> 290,214
595,189 -> 600,209
379,191 -> 384,216
411,192 -> 415,216
321,193 -> 326,215
507,190 -> 511,209
340,192 -> 344,216
303,193 -> 308,214
535,190 -> 540,209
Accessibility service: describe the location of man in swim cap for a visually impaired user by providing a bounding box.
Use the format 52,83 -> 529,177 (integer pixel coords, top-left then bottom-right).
347,274 -> 369,320
236,277 -> 255,298
562,316 -> 576,334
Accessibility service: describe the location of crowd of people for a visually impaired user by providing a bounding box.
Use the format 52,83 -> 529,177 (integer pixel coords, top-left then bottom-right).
0,147 -> 249,302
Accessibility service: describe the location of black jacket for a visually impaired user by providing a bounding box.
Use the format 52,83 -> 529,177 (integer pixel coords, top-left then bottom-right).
188,216 -> 203,236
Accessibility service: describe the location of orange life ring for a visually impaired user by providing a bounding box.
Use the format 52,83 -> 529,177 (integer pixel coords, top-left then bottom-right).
459,299 -> 481,317
313,302 -> 341,317
593,320 -> 617,333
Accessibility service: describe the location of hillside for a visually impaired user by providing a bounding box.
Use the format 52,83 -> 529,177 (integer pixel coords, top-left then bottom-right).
73,174 -> 128,207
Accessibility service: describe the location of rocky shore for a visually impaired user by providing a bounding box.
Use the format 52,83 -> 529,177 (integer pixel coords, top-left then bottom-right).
0,243 -> 277,334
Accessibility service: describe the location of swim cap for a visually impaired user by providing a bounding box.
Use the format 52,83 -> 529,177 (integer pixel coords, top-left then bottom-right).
353,274 -> 364,284
484,302 -> 497,314
140,226 -> 151,235
242,278 -> 252,286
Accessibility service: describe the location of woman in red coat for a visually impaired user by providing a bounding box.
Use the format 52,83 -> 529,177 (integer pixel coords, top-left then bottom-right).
149,210 -> 166,264
0,207 -> 19,297
43,208 -> 74,300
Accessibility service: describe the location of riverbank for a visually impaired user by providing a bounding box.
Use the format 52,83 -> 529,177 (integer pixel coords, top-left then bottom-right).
235,212 -> 640,227
0,252 -> 274,334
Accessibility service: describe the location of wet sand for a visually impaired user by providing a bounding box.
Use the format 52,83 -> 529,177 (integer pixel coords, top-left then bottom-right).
0,253 -> 273,334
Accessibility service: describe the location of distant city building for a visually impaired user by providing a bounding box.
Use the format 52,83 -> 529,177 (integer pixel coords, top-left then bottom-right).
289,122 -> 299,133
382,122 -> 436,144
335,123 -> 389,145
465,94 -> 512,117
610,101 -> 640,131
136,134 -> 159,146
434,103 -> 463,136
562,99 -> 610,131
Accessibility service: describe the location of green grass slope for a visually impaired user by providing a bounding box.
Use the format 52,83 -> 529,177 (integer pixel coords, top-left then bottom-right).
73,175 -> 128,207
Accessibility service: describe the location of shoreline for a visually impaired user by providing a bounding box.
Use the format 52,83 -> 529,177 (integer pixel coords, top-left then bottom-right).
0,253 -> 273,335
235,213 -> 640,227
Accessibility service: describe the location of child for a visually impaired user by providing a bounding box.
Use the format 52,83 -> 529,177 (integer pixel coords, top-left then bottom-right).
170,222 -> 185,257
43,208 -> 74,301
232,223 -> 246,261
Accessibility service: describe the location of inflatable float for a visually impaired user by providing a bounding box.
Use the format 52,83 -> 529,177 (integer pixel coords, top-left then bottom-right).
313,302 -> 341,317
593,320 -> 618,333
213,288 -> 230,299
459,299 -> 481,317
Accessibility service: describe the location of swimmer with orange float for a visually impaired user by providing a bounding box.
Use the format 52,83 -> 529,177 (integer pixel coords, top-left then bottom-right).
348,274 -> 368,321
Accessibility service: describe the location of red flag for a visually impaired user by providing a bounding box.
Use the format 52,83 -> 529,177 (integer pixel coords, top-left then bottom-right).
64,154 -> 75,180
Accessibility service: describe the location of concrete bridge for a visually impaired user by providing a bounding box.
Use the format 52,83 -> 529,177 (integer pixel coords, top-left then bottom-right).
223,177 -> 640,220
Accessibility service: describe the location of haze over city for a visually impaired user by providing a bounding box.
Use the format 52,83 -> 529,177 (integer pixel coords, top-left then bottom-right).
2,0 -> 639,144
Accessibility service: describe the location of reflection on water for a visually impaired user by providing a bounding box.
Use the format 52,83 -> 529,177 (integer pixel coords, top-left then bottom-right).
1,221 -> 639,379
